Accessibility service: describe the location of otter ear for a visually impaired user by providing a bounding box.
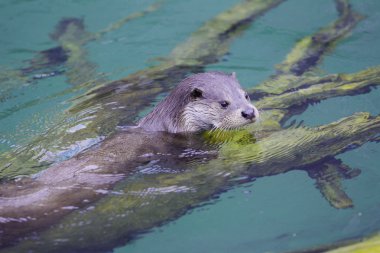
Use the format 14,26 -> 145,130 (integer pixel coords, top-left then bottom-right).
231,72 -> 237,79
191,88 -> 203,99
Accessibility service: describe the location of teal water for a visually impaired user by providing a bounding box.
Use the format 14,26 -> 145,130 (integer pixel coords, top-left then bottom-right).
115,1 -> 380,253
1,0 -> 380,252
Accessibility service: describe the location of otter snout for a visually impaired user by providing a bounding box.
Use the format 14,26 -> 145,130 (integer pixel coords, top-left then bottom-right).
241,107 -> 258,120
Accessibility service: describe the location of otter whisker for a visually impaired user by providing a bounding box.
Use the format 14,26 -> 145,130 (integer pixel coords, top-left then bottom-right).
210,125 -> 218,134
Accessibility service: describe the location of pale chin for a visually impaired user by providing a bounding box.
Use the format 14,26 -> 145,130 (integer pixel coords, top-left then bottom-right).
253,107 -> 260,119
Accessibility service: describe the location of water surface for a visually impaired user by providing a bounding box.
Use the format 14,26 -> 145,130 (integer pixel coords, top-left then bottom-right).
0,0 -> 380,252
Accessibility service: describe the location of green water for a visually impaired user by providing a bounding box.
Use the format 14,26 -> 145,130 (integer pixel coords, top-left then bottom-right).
1,0 -> 380,252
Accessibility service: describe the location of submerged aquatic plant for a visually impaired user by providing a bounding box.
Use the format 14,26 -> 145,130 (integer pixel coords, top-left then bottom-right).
0,0 -> 380,252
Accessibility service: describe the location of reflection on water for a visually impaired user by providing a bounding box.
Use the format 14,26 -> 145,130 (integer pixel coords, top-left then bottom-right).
0,0 -> 380,253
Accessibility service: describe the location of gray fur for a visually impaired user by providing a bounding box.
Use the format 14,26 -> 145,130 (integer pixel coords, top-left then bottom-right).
138,72 -> 259,133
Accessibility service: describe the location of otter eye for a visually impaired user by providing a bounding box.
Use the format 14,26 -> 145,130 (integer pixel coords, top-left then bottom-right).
191,88 -> 203,99
245,93 -> 250,100
220,101 -> 230,108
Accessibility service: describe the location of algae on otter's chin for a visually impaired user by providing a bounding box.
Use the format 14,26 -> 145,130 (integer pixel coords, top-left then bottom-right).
203,128 -> 257,145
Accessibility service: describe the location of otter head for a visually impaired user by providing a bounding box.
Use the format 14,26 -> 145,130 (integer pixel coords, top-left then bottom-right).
180,72 -> 259,132
138,72 -> 259,133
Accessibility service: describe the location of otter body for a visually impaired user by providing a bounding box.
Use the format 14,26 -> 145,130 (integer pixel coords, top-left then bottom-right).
0,72 -> 259,249
138,72 -> 259,133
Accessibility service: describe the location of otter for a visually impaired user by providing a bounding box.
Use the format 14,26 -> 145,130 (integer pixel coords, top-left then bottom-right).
0,72 -> 259,249
138,72 -> 259,133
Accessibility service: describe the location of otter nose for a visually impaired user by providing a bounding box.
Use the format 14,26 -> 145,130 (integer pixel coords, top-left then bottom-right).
241,108 -> 256,120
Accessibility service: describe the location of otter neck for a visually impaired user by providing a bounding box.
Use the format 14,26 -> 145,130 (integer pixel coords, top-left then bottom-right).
138,88 -> 191,133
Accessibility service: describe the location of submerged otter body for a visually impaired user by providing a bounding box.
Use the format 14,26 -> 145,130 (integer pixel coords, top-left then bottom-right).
138,72 -> 259,133
0,72 -> 259,250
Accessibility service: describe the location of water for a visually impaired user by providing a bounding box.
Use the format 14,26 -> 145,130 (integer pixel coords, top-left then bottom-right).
1,0 -> 380,252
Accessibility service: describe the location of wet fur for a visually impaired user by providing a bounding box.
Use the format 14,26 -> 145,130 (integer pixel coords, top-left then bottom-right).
0,72 -> 258,248
138,72 -> 259,133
